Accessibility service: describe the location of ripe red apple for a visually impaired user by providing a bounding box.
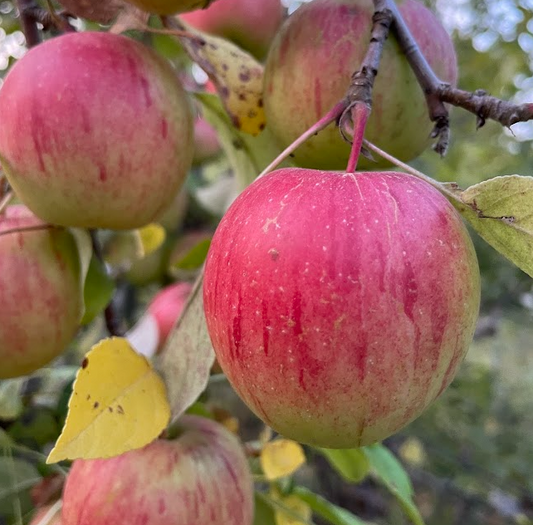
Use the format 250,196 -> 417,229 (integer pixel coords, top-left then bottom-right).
264,0 -> 458,170
0,32 -> 193,230
124,0 -> 217,15
181,0 -> 285,59
61,416 -> 254,525
203,168 -> 480,448
148,281 -> 194,349
0,206 -> 83,379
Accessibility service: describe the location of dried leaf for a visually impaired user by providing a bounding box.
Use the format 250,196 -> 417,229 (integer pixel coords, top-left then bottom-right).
155,273 -> 215,418
136,223 -> 166,258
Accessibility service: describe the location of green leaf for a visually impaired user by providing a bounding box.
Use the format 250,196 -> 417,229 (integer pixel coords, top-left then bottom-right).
291,486 -> 371,525
315,447 -> 370,483
173,237 -> 212,270
81,255 -> 115,325
363,444 -> 424,525
0,456 -> 40,519
456,175 -> 533,277
253,492 -> 277,525
195,92 -> 293,191
0,379 -> 24,420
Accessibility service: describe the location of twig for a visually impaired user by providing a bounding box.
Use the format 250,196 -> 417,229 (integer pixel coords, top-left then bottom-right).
256,101 -> 347,179
16,0 -> 41,47
0,224 -> 55,237
89,230 -> 125,337
384,0 -> 533,154
343,1 -> 393,171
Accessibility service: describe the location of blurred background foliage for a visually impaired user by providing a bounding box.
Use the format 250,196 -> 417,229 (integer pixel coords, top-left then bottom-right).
0,1 -> 533,524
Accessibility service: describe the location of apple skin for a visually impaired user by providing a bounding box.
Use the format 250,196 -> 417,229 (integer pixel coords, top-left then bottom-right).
181,0 -> 285,59
148,281 -> 194,349
0,32 -> 193,230
203,168 -> 480,448
0,206 -> 83,379
125,0 -> 217,15
263,0 -> 458,170
61,416 -> 254,525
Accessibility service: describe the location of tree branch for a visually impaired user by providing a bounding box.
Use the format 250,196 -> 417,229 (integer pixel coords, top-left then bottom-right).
16,0 -> 41,47
384,0 -> 533,154
343,1 -> 393,171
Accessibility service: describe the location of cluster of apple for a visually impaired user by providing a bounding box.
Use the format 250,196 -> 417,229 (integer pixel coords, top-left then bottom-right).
0,0 -> 483,524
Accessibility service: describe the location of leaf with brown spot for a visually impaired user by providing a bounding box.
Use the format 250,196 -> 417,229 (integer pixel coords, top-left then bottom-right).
457,174 -> 533,277
46,337 -> 170,463
174,20 -> 266,136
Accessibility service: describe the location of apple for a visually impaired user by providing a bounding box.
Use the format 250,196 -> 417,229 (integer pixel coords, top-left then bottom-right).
61,415 -> 254,525
263,0 -> 458,170
0,206 -> 83,379
148,281 -> 194,349
124,0 -> 217,15
0,32 -> 193,230
181,0 -> 285,59
203,168 -> 480,448
193,117 -> 221,165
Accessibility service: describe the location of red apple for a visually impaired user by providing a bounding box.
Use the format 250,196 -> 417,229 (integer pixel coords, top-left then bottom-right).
203,168 -> 480,448
61,416 -> 254,525
148,281 -> 194,349
263,0 -> 458,170
0,206 -> 83,379
0,32 -> 193,230
181,0 -> 285,59
124,0 -> 217,15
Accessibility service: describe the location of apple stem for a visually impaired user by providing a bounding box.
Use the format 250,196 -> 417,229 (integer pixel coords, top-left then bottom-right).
256,101 -> 347,179
345,104 -> 371,173
89,230 -> 126,338
363,139 -> 462,205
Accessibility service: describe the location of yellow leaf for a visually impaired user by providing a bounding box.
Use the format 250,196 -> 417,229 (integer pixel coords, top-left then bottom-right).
260,439 -> 306,481
136,223 -> 166,258
398,437 -> 426,467
46,337 -> 170,463
270,489 -> 312,525
177,20 -> 266,136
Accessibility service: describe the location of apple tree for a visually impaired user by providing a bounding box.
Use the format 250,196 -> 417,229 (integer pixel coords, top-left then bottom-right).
0,0 -> 532,524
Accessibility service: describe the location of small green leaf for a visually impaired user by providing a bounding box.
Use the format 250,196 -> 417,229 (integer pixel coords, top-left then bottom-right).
291,486 -> 370,525
457,174 -> 533,277
316,447 -> 369,483
173,238 -> 212,270
253,492 -> 277,525
0,456 -> 41,519
0,379 -> 24,420
81,255 -> 115,325
363,444 -> 424,525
